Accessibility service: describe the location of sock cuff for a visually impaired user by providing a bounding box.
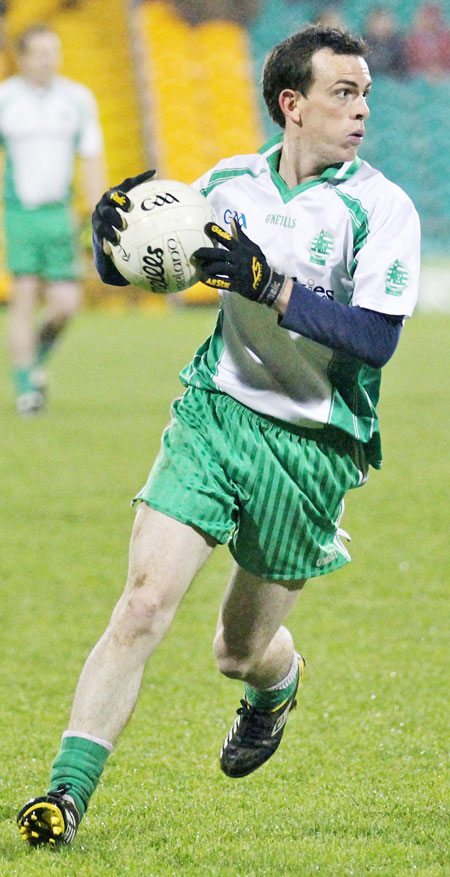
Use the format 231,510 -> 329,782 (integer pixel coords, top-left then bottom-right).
265,651 -> 299,692
244,652 -> 300,709
62,730 -> 113,753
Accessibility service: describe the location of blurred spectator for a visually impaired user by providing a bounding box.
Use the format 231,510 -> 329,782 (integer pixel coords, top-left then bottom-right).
172,0 -> 260,26
314,7 -> 347,30
405,2 -> 450,78
0,25 -> 107,416
286,0 -> 343,10
363,7 -> 407,78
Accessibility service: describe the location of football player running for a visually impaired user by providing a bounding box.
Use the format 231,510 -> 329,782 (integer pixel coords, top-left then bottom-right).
18,25 -> 419,846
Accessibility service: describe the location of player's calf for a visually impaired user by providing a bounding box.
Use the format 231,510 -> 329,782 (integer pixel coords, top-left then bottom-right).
220,653 -> 305,778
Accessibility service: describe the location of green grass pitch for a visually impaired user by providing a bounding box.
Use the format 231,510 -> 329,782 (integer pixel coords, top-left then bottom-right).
0,305 -> 448,875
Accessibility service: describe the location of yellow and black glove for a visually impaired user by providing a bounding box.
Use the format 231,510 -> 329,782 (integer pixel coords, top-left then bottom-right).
92,169 -> 156,247
193,220 -> 287,306
91,169 -> 156,285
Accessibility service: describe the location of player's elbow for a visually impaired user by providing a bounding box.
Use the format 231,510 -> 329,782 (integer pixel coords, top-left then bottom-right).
363,348 -> 394,369
359,313 -> 403,369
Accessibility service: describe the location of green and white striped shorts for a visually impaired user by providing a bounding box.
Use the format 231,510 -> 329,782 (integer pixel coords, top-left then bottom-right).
134,386 -> 367,581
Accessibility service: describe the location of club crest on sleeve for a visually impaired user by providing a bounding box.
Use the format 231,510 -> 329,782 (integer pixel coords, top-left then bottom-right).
385,260 -> 409,296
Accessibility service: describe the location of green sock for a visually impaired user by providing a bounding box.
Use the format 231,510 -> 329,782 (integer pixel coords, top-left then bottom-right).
12,366 -> 33,396
49,735 -> 111,819
244,662 -> 299,710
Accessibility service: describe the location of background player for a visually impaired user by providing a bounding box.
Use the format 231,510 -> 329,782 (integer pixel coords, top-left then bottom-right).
0,24 -> 106,416
17,25 -> 420,846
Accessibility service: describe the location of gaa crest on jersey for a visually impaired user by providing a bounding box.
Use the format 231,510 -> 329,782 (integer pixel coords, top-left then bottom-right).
224,208 -> 247,228
385,260 -> 409,296
308,229 -> 335,265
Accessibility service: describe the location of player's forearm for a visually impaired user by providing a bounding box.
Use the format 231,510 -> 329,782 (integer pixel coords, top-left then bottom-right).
274,280 -> 403,368
82,155 -> 108,212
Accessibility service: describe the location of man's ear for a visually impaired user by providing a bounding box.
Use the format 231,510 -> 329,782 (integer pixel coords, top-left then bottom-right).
278,89 -> 304,124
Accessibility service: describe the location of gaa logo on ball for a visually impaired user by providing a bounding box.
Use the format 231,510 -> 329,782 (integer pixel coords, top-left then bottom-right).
109,179 -> 215,293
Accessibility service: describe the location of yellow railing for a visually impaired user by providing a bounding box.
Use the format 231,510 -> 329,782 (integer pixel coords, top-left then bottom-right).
3,0 -> 61,39
0,0 -> 147,304
137,1 -> 263,303
53,0 -> 146,189
138,1 -> 262,179
0,1 -> 263,306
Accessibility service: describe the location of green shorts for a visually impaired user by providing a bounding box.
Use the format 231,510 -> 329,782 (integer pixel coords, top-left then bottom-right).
134,387 -> 367,581
4,203 -> 81,280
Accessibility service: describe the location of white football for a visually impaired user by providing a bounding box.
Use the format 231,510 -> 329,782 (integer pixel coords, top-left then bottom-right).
109,178 -> 215,293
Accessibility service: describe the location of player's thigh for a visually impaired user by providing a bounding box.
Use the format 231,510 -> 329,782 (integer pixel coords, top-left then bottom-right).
123,503 -> 216,613
8,275 -> 40,312
4,208 -> 41,276
216,561 -> 305,657
134,388 -> 241,546
41,206 -> 81,282
231,419 -> 362,581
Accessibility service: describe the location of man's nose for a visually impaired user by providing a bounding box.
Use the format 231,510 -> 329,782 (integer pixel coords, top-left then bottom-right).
354,95 -> 370,120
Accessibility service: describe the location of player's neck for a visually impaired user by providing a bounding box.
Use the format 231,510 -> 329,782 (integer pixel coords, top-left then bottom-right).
279,134 -> 332,188
22,72 -> 56,90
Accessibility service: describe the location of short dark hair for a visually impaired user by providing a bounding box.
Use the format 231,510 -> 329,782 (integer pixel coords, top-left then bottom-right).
263,26 -> 367,128
16,24 -> 58,54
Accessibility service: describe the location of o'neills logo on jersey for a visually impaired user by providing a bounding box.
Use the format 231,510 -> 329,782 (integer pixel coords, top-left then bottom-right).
316,547 -> 338,567
385,260 -> 409,296
265,213 -> 296,229
308,229 -> 335,265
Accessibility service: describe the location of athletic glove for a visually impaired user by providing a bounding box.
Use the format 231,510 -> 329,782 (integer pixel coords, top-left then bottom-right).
92,169 -> 156,285
92,169 -> 156,246
192,220 -> 288,306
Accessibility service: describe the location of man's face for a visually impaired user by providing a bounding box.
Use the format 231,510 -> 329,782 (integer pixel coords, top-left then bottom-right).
294,48 -> 372,165
19,32 -> 61,86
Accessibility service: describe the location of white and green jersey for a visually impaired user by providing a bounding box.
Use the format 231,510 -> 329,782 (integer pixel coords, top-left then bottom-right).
0,74 -> 103,208
182,134 -> 420,467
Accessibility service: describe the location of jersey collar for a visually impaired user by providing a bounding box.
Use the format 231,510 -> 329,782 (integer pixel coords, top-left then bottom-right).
258,133 -> 362,203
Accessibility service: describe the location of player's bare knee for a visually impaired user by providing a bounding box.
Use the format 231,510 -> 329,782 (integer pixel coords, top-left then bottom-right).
65,289 -> 82,317
213,632 -> 256,680
49,286 -> 81,322
112,577 -> 172,644
217,657 -> 254,681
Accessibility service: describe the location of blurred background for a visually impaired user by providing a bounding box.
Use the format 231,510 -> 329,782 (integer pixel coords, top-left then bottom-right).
0,0 -> 449,308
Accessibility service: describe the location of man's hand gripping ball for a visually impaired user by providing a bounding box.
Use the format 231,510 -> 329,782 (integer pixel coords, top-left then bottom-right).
92,169 -> 156,252
193,220 -> 288,307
